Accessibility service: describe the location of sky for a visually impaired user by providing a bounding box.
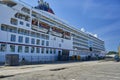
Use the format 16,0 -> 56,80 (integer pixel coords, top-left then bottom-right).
17,0 -> 120,52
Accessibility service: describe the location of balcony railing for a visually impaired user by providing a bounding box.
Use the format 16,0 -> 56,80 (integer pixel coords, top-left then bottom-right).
32,25 -> 48,33
51,31 -> 63,37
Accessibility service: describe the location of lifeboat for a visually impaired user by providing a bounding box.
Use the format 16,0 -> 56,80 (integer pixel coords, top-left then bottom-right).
52,27 -> 63,33
51,27 -> 63,37
32,19 -> 38,26
64,31 -> 71,39
39,22 -> 50,29
32,20 -> 49,33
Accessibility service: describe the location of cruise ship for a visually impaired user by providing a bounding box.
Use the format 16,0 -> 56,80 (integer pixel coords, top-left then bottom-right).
0,0 -> 106,64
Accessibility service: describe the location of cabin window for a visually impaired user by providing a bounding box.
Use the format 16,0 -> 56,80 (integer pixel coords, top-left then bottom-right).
18,29 -> 25,35
15,13 -> 30,22
46,41 -> 49,46
11,34 -> 16,42
18,36 -> 23,43
11,18 -> 18,25
25,37 -> 29,43
0,44 -> 6,52
21,7 -> 30,14
8,27 -> 17,33
36,47 -> 40,53
26,23 -> 30,27
41,34 -> 46,39
36,33 -> 40,38
10,45 -> 15,52
31,38 -> 35,44
25,46 -> 29,53
1,24 -> 7,31
31,32 -> 36,37
36,39 -> 40,45
24,30 -> 29,36
31,47 -> 35,53
1,24 -> 17,33
41,48 -> 44,54
18,46 -> 22,53
20,21 -> 24,25
41,40 -> 44,46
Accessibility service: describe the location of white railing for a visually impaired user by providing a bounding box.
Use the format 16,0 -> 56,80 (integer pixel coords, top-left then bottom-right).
65,35 -> 71,39
32,25 -> 48,33
51,31 -> 62,37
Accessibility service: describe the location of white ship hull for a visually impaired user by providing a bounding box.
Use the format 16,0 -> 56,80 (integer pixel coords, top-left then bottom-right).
0,0 -> 106,64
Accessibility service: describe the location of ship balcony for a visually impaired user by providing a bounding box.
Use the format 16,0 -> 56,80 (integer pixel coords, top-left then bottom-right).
40,19 -> 55,27
32,25 -> 48,33
0,0 -> 17,7
51,31 -> 63,37
10,18 -> 18,25
21,7 -> 30,15
73,45 -> 89,51
64,35 -> 71,39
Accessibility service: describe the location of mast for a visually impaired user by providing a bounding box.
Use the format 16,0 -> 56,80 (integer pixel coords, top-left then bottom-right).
35,0 -> 55,14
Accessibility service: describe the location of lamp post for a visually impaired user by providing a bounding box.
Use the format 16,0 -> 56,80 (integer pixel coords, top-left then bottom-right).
118,44 -> 120,57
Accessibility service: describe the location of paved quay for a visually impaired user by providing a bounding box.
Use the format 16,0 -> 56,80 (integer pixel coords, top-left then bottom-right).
0,61 -> 120,80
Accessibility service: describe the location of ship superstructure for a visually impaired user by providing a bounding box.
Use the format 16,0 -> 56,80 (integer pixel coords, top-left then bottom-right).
0,0 -> 106,63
